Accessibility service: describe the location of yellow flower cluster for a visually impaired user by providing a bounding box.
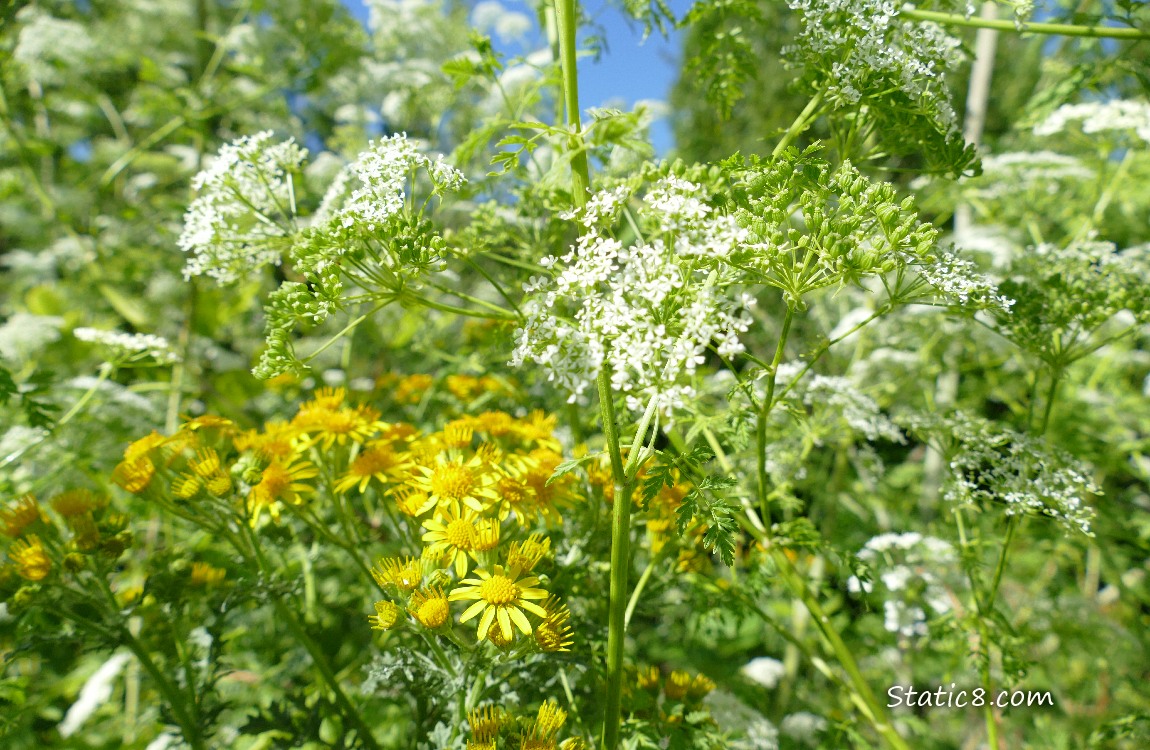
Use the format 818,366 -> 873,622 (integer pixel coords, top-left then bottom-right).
465,700 -> 584,750
628,665 -> 717,727
103,384 -> 580,647
0,489 -> 131,591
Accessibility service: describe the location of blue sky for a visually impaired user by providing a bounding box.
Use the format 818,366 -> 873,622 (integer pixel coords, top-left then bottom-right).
343,0 -> 688,153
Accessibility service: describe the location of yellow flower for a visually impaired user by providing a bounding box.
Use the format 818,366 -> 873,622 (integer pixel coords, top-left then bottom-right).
112,455 -> 155,494
449,564 -> 549,641
534,596 -> 573,653
506,534 -> 550,572
172,473 -> 202,500
369,600 -> 401,630
394,374 -> 433,404
293,396 -> 381,448
247,457 -> 318,524
412,454 -> 498,513
1,495 -> 43,538
468,705 -> 504,743
636,665 -> 661,693
664,670 -> 692,701
442,421 -> 475,449
124,431 -> 167,463
522,701 -> 567,750
335,442 -> 410,494
688,673 -> 716,700
421,500 -> 484,577
392,488 -> 436,517
50,489 -> 104,518
9,535 -> 51,581
190,562 -> 227,586
371,556 -> 424,592
408,586 -> 450,629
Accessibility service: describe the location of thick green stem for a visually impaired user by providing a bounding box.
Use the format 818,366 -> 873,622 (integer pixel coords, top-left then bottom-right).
901,7 -> 1150,39
597,369 -> 629,750
555,0 -> 591,205
772,90 -> 825,158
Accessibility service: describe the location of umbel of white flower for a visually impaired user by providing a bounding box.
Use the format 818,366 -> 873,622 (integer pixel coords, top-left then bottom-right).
511,177 -> 756,415
179,131 -> 307,285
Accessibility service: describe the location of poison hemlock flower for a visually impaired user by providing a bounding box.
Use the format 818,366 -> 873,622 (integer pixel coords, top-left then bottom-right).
847,532 -> 957,639
179,131 -> 307,284
784,1 -> 974,172
73,328 -> 180,364
512,176 -> 756,416
1035,99 -> 1150,144
905,412 -> 1100,535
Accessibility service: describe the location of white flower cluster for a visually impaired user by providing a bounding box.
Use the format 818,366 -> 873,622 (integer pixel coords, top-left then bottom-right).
512,177 -> 756,415
906,246 -> 1015,315
779,712 -> 828,743
777,368 -> 905,443
12,6 -> 98,86
786,0 -> 965,134
740,656 -> 787,689
317,134 -> 465,238
910,413 -> 1099,535
847,532 -> 957,639
179,132 -> 307,284
1035,99 -> 1150,143
73,328 -> 179,364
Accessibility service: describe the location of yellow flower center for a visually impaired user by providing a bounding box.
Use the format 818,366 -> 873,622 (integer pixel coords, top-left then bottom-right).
417,597 -> 450,628
430,462 -> 475,500
352,446 -> 396,476
479,575 -> 520,605
444,517 -> 476,549
258,465 -> 292,498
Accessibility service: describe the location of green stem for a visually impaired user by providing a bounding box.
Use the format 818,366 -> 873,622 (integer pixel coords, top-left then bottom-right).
772,89 -> 826,158
756,305 -> 795,531
597,369 -> 629,750
555,0 -> 591,206
121,630 -> 206,750
901,7 -> 1150,40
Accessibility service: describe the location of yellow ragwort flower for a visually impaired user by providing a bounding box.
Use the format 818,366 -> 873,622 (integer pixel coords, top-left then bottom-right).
247,457 -> 318,524
371,556 -> 424,592
50,489 -> 104,518
112,456 -> 155,494
688,673 -> 716,701
468,704 -> 504,743
190,562 -> 227,586
392,488 -> 436,517
421,500 -> 484,577
506,534 -> 550,572
335,441 -> 410,494
522,701 -> 567,750
9,534 -> 51,581
449,563 -> 549,641
637,665 -> 661,693
534,596 -> 573,653
1,495 -> 43,538
408,586 -> 450,629
394,374 -> 433,404
664,670 -> 692,701
412,454 -> 499,513
370,600 -> 401,630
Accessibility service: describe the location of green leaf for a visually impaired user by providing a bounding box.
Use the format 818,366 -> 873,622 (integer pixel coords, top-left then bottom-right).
546,453 -> 600,486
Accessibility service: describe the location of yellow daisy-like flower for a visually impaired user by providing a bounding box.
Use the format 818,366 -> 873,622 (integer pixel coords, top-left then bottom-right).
412,454 -> 499,513
123,431 -> 167,463
369,600 -> 401,630
468,705 -> 504,743
522,701 -> 567,750
112,455 -> 155,494
507,534 -> 550,572
1,495 -> 43,538
50,489 -> 104,518
442,421 -> 475,449
687,673 -> 716,701
421,500 -> 484,577
234,420 -> 301,460
408,586 -> 450,629
335,442 -> 410,494
247,457 -> 318,524
664,670 -> 692,701
371,556 -> 424,592
394,374 -> 433,405
636,665 -> 661,693
9,534 -> 51,581
392,488 -> 436,518
449,564 -> 549,641
172,473 -> 202,500
534,596 -> 573,653
293,399 -> 382,448
190,562 -> 227,587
